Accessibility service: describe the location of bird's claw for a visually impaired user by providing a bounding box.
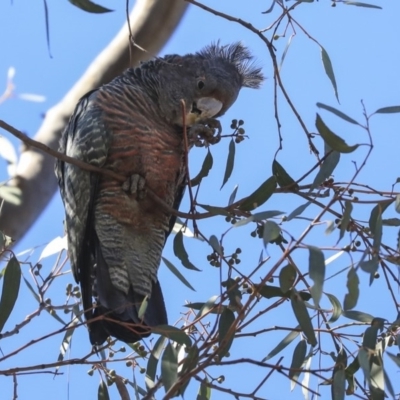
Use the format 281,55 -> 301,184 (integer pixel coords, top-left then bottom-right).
122,174 -> 146,200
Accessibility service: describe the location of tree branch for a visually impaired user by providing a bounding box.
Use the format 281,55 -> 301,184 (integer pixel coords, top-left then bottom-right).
0,0 -> 188,241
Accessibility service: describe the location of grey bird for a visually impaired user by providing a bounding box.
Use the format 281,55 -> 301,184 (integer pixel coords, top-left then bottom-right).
55,42 -> 264,345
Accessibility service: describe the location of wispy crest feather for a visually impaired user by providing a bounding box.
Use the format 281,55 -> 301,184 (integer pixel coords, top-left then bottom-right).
197,42 -> 264,89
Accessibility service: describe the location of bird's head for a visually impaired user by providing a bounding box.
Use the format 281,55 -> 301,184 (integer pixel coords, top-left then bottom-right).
156,42 -> 264,126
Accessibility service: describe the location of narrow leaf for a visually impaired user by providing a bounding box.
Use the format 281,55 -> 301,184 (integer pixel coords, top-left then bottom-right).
316,102 -> 360,125
344,1 -> 382,9
228,185 -> 238,205
316,114 -> 359,153
161,342 -> 178,393
272,160 -> 298,189
263,328 -> 300,361
209,235 -> 222,255
286,201 -> 311,221
145,336 -> 167,390
239,176 -> 277,211
138,296 -> 148,319
279,264 -> 297,293
320,46 -> 339,102
279,34 -> 295,70
291,290 -> 317,346
343,310 -> 374,322
369,201 -> 392,232
162,257 -> 195,291
173,231 -> 200,271
98,380 -> 110,400
234,210 -> 284,228
0,256 -> 21,332
339,201 -> 353,242
332,369 -> 346,400
197,378 -> 211,400
221,139 -> 235,189
190,150 -> 213,186
289,340 -> 307,381
68,0 -> 113,13
262,220 -> 281,246
152,325 -> 192,348
218,308 -> 235,358
326,293 -> 343,323
308,246 -> 325,307
374,105 -> 400,114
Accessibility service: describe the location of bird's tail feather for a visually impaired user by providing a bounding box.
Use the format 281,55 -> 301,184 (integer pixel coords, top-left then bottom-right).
87,244 -> 168,345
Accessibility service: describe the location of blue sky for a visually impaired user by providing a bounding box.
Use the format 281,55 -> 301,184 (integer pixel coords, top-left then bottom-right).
1,1 -> 400,399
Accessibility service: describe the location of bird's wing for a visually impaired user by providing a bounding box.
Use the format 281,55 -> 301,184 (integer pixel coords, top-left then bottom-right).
55,90 -> 111,319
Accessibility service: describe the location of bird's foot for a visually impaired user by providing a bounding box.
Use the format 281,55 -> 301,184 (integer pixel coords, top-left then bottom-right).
188,118 -> 222,147
122,174 -> 146,200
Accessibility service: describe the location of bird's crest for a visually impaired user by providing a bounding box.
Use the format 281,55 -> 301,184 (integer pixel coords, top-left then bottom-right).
197,42 -> 264,89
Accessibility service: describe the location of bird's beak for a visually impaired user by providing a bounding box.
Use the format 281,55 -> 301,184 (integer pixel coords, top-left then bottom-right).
185,97 -> 223,126
195,97 -> 223,119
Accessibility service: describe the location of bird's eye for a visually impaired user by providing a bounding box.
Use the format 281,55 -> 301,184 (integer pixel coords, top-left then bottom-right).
197,80 -> 205,90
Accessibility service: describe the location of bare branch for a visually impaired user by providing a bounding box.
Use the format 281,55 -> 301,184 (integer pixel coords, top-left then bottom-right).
0,0 -> 188,241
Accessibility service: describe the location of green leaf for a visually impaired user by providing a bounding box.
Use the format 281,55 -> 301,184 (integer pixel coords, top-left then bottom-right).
289,340 -> 307,382
0,186 -> 22,205
339,201 -> 353,242
68,0 -> 113,13
256,284 -> 311,301
221,139 -> 235,189
190,150 -> 213,186
56,318 -> 78,368
279,34 -> 295,70
98,380 -> 110,400
173,230 -> 200,271
153,325 -> 192,348
228,185 -> 238,205
0,256 -> 21,332
358,348 -> 371,385
239,176 -> 277,211
369,201 -> 392,232
326,293 -> 343,323
343,310 -> 374,323
374,105 -> 400,113
344,1 -> 382,9
316,102 -> 360,125
332,369 -> 346,400
286,201 -> 311,221
197,377 -> 211,400
234,210 -> 284,227
161,342 -> 178,394
195,295 -> 219,318
382,218 -> 400,226
308,246 -> 325,307
343,266 -> 359,310
279,264 -> 297,293
162,257 -> 195,291
310,145 -> 340,191
218,308 -> 235,358
360,257 -> 379,285
291,290 -> 317,346
138,296 -> 148,320
262,220 -> 281,246
316,114 -> 359,153
199,204 -> 230,217
320,46 -> 339,102
363,326 -> 379,350
263,328 -> 300,361
145,335 -> 167,390
272,160 -> 298,189
178,345 -> 199,396
209,235 -> 222,255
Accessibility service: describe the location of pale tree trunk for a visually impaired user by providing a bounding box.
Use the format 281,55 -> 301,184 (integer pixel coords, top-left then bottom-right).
0,0 -> 188,242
